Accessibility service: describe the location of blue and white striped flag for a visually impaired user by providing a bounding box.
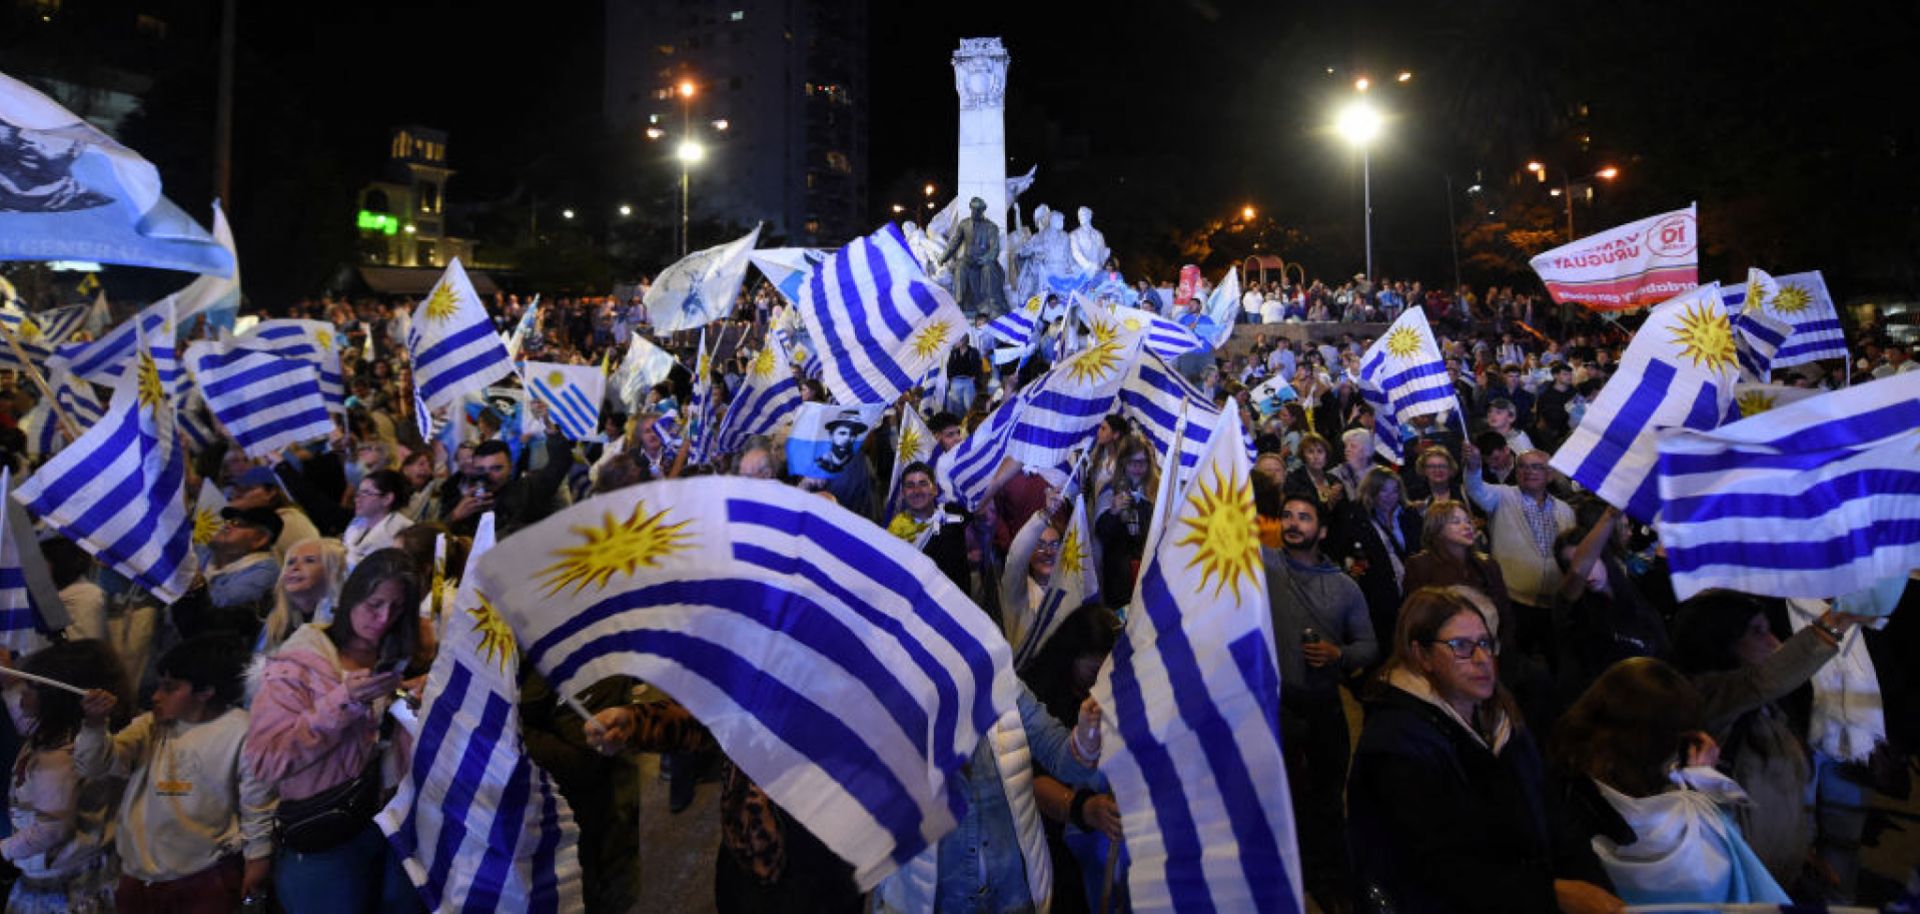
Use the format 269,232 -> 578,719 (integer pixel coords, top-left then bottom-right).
1551,283 -> 1738,523
1723,269 -> 1849,368
175,388 -> 221,456
0,469 -> 48,657
1107,304 -> 1205,362
0,302 -> 54,373
24,302 -> 90,348
710,342 -> 801,457
1358,306 -> 1459,432
797,223 -> 966,406
21,366 -> 105,458
937,391 -> 1023,511
49,296 -> 185,396
1722,271 -> 1794,384
686,329 -> 717,463
407,258 -> 515,412
985,296 -> 1043,366
523,361 -> 605,442
1732,382 -> 1822,419
1655,372 -> 1920,601
233,319 -> 346,413
1011,489 -> 1099,671
183,342 -> 332,458
15,317 -> 197,602
0,73 -> 234,277
1091,404 -> 1303,914
1121,351 -> 1222,488
646,225 -> 761,333
612,333 -> 677,413
505,295 -> 542,360
472,478 -> 1018,889
378,513 -> 586,914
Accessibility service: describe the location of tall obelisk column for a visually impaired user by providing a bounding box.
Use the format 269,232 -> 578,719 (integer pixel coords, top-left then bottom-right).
952,38 -> 1010,274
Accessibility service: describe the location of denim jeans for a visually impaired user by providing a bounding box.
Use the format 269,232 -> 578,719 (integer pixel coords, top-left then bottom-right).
947,377 -> 977,416
274,820 -> 420,914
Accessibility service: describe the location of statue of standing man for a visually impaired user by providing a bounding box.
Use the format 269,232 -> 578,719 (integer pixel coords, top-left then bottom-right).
940,197 -> 1008,317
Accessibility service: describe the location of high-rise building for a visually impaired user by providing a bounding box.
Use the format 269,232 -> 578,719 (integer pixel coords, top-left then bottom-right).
604,0 -> 868,247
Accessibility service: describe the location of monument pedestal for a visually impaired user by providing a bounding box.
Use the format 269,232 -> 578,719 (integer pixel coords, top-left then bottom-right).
952,38 -> 1010,275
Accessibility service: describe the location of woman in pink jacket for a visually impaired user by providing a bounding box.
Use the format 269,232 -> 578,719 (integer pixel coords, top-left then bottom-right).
244,548 -> 422,914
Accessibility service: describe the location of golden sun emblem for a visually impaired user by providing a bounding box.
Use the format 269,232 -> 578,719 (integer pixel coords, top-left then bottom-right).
16,317 -> 40,342
467,592 -> 517,671
1736,390 -> 1777,416
1173,466 -> 1262,600
538,500 -> 694,596
1058,523 -> 1087,579
1771,284 -> 1812,315
750,346 -> 778,380
897,422 -> 925,461
423,283 -> 461,322
907,319 -> 953,361
547,370 -> 567,389
135,349 -> 165,410
1122,316 -> 1143,333
1064,319 -> 1124,384
1384,326 -> 1424,360
191,508 -> 220,546
1745,277 -> 1771,312
1024,296 -> 1044,314
1667,301 -> 1737,373
313,327 -> 334,350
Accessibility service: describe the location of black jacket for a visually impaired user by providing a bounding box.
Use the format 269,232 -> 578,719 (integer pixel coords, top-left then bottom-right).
1347,685 -> 1610,914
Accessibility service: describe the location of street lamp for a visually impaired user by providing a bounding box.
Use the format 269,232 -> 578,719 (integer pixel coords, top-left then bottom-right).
619,204 -> 632,217
1530,161 -> 1621,240
561,209 -> 574,220
1241,204 -> 1257,222
1335,98 -> 1383,280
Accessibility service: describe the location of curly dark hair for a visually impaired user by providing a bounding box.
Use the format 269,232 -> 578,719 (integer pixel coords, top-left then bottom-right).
19,639 -> 129,749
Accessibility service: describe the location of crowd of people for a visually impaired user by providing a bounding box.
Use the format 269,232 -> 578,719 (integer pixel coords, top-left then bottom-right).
0,262 -> 1909,914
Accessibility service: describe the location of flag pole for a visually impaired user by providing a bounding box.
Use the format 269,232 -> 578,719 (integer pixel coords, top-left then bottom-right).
0,665 -> 89,697
1098,837 -> 1120,914
0,325 -> 77,443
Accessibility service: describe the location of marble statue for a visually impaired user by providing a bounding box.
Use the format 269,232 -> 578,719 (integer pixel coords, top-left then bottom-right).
902,220 -> 944,276
1069,206 -> 1110,278
940,197 -> 1008,316
1011,203 -> 1051,303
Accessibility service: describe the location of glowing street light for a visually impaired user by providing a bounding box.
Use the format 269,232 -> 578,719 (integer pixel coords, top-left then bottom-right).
711,118 -> 729,131
891,204 -> 905,214
619,204 -> 633,217
1596,166 -> 1619,180
923,183 -> 936,197
645,126 -> 665,140
561,209 -> 575,220
1334,99 -> 1383,279
1396,71 -> 1412,82
676,140 -> 705,164
677,79 -> 696,99
1354,76 -> 1370,92
1241,205 -> 1257,221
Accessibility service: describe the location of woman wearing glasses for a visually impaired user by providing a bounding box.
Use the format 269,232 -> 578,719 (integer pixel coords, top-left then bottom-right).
1347,588 -> 1622,914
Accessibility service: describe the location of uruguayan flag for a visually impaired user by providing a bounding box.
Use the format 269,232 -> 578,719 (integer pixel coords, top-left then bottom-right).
231,319 -> 346,413
170,203 -> 242,335
985,297 -> 1043,366
1358,306 -> 1458,428
646,225 -> 761,333
710,342 -> 801,458
750,247 -> 827,306
175,388 -> 221,455
685,329 -> 718,463
1000,313 -> 1138,472
1090,405 -> 1302,914
0,73 -> 233,276
1107,304 -> 1205,362
1655,372 -> 1920,601
378,514 -> 586,914
505,295 -> 542,360
936,391 -> 1022,511
1732,382 -> 1822,418
21,366 -> 104,458
0,469 -> 48,656
1121,350 -> 1221,488
797,223 -> 966,406
49,296 -> 185,395
612,333 -> 677,413
189,477 -> 226,552
183,342 -> 332,458
1550,283 -> 1737,523
1011,490 -> 1099,671
407,258 -> 514,412
523,361 -> 605,442
1723,269 -> 1849,368
0,302 -> 54,372
885,406 -> 937,517
472,479 -> 1018,890
15,319 -> 196,602
24,302 -> 89,348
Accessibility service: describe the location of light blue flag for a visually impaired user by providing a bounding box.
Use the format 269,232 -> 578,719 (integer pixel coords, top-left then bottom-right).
1655,371 -> 1920,600
0,73 -> 233,277
377,513 -> 586,914
506,294 -> 542,360
232,319 -> 346,414
1091,404 -> 1304,914
1196,266 -> 1242,349
183,341 -> 333,458
646,225 -> 761,333
750,247 -> 827,306
471,478 -> 1019,890
784,402 -> 883,480
170,204 -> 241,335
613,333 -> 677,413
709,342 -> 801,457
407,258 -> 515,411
796,223 -> 966,405
1722,268 -> 1849,368
14,316 -> 197,602
1550,283 -> 1738,523
523,361 -> 605,442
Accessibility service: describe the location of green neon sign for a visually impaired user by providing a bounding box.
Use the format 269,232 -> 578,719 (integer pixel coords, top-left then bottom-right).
357,211 -> 399,235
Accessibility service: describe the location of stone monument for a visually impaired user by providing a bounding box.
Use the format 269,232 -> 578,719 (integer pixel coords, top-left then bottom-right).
952,38 -> 1010,277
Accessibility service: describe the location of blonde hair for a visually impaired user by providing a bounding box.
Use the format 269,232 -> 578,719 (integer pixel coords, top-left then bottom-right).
262,538 -> 348,651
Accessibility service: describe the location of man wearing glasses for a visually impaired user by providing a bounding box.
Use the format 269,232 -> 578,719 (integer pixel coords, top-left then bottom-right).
1462,443 -> 1574,663
1262,493 -> 1378,912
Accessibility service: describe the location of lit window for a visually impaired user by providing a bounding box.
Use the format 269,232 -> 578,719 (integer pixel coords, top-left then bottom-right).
657,44 -> 675,55
826,151 -> 851,174
804,220 -> 821,235
730,10 -> 744,20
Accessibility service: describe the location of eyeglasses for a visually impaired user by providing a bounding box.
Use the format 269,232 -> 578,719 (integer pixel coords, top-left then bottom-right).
1421,637 -> 1498,660
1035,539 -> 1062,553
